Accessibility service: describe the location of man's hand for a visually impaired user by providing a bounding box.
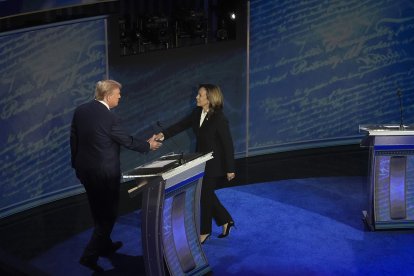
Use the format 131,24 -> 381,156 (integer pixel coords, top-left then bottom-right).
148,135 -> 162,150
227,172 -> 235,181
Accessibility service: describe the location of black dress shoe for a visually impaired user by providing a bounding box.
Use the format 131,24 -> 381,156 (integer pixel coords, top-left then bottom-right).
100,241 -> 123,257
79,256 -> 104,272
200,234 -> 211,244
218,221 -> 235,238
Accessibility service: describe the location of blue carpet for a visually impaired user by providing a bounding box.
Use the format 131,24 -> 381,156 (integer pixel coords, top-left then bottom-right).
30,177 -> 414,275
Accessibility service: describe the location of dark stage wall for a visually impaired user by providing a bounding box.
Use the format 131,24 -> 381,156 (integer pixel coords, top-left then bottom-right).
105,14 -> 247,172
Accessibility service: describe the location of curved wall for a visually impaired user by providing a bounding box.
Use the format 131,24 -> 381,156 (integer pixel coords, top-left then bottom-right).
0,17 -> 108,218
248,0 -> 414,155
3,1 -> 414,218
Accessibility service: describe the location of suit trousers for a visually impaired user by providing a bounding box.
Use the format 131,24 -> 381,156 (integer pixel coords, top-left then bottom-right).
76,168 -> 120,260
200,176 -> 233,235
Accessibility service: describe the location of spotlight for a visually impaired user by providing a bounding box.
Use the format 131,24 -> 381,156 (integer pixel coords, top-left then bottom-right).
229,12 -> 236,20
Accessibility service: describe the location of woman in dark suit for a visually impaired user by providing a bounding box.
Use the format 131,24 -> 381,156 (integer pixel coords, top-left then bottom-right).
156,84 -> 236,244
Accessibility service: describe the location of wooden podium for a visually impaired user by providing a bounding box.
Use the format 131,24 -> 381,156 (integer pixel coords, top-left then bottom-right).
360,125 -> 414,230
122,152 -> 213,276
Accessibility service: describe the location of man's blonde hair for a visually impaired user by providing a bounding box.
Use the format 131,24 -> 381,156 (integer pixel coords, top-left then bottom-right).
200,84 -> 224,111
95,80 -> 122,100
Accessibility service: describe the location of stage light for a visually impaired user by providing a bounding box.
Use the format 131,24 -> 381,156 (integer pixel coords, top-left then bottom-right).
216,28 -> 228,40
175,10 -> 207,47
176,10 -> 207,39
229,12 -> 236,20
142,16 -> 172,46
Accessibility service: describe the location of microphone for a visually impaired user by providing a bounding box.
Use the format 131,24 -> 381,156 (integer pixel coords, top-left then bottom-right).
396,84 -> 404,130
156,121 -> 185,165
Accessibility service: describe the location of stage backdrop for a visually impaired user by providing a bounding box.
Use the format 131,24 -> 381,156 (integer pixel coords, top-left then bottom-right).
2,0 -> 414,218
0,17 -> 108,218
249,0 -> 414,155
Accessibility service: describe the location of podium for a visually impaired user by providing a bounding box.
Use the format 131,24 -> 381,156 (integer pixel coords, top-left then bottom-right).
122,152 -> 213,276
360,125 -> 414,230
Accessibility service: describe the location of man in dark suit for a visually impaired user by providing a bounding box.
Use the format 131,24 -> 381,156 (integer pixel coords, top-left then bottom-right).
70,79 -> 161,272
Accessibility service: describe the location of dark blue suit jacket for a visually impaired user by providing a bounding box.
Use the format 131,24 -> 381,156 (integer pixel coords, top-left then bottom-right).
70,100 -> 150,175
163,107 -> 235,177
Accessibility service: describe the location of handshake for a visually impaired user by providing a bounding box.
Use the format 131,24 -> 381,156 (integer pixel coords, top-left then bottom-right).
147,132 -> 164,150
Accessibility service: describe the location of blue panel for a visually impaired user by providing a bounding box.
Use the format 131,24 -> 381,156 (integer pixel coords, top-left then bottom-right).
163,183 -> 209,275
165,172 -> 204,194
374,154 -> 414,223
375,145 -> 414,151
249,0 -> 414,154
0,18 -> 108,217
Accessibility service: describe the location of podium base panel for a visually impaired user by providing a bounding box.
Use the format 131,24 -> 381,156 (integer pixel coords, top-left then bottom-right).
163,179 -> 210,276
374,221 -> 414,230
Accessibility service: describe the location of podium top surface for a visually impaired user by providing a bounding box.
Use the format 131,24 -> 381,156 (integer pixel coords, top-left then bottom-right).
124,152 -> 213,197
359,124 -> 414,136
122,152 -> 213,181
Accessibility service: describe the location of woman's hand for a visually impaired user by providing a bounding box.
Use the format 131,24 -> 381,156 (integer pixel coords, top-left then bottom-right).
155,132 -> 164,141
148,135 -> 162,150
227,172 -> 235,181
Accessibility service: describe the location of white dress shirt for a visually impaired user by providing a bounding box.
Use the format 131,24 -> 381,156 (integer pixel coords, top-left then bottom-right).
97,99 -> 110,110
200,109 -> 208,126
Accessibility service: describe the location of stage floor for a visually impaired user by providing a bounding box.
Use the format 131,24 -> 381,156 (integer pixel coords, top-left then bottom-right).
29,176 -> 414,275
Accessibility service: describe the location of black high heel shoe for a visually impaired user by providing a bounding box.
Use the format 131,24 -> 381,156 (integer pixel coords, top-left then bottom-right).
218,221 -> 235,238
200,234 -> 211,244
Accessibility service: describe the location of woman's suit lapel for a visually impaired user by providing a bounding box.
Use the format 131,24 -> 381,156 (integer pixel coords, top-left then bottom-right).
199,110 -> 211,129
